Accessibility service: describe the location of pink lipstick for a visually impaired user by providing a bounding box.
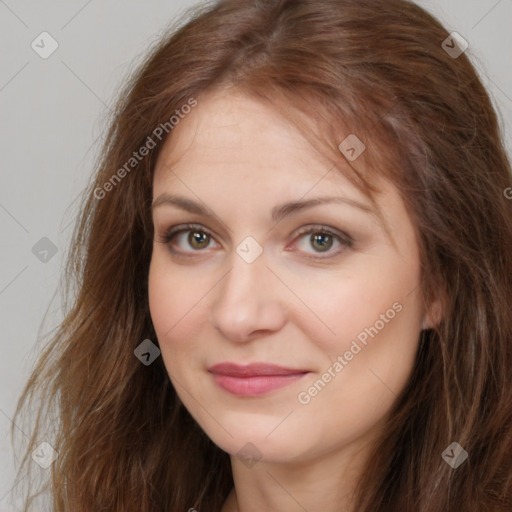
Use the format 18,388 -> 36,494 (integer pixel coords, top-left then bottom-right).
208,362 -> 309,396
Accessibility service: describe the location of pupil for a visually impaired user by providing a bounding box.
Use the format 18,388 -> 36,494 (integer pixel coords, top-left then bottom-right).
312,233 -> 332,251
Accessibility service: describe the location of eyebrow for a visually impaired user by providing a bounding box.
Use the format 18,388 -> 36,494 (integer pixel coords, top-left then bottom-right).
152,193 -> 378,225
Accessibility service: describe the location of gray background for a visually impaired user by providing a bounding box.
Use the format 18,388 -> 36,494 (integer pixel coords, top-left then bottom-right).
1,0 -> 511,509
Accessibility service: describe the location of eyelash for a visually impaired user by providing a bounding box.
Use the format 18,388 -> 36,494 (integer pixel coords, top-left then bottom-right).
159,223 -> 353,260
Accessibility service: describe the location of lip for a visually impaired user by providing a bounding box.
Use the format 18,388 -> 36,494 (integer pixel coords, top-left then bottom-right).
208,362 -> 310,396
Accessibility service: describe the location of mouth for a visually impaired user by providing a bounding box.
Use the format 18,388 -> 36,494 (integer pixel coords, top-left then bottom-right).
208,362 -> 310,397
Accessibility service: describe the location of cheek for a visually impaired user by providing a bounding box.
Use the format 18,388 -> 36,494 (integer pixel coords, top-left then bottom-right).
284,256 -> 421,360
147,253 -> 212,370
294,267 -> 423,417
292,297 -> 422,451
148,256 -> 176,337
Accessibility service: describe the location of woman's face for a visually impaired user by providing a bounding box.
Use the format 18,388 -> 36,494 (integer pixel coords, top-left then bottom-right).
149,88 -> 429,465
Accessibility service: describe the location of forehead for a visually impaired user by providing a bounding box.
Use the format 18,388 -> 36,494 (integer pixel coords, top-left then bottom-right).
153,88 -> 375,201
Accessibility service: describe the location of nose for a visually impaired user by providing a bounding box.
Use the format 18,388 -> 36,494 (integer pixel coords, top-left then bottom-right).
209,251 -> 288,343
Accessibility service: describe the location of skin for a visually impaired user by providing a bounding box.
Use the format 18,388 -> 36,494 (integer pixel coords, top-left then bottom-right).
148,87 -> 441,512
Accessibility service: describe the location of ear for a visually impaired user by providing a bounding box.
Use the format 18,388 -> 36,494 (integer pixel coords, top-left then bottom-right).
421,291 -> 445,330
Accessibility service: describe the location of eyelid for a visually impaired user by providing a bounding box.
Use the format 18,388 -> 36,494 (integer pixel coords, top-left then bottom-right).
159,223 -> 219,252
292,224 -> 353,246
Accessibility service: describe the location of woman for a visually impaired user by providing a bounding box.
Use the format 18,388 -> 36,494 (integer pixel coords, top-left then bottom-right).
13,0 -> 512,511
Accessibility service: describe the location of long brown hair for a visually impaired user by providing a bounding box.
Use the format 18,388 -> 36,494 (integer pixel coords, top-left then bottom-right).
13,0 -> 512,510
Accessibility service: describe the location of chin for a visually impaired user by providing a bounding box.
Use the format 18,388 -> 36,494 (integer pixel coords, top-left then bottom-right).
201,417 -> 310,464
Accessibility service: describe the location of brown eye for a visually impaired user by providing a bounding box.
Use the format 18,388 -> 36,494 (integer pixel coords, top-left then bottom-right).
310,233 -> 334,252
188,230 -> 210,250
292,225 -> 353,259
